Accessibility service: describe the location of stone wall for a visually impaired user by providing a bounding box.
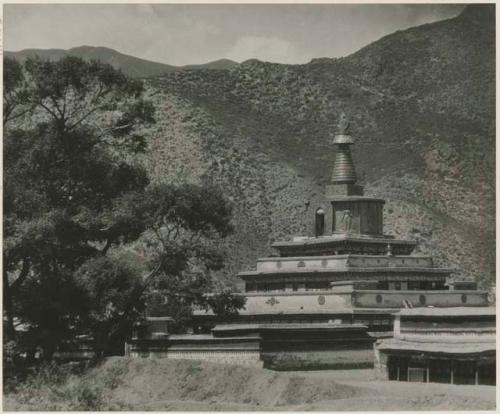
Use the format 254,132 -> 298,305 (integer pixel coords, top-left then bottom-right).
129,349 -> 263,368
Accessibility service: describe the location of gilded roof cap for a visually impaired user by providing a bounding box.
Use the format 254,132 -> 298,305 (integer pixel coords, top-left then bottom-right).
331,112 -> 356,182
333,112 -> 354,144
336,112 -> 351,135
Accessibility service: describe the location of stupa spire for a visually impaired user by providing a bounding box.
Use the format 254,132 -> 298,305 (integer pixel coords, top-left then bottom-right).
331,113 -> 356,184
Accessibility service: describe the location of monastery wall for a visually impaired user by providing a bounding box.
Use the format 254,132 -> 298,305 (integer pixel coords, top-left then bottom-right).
256,255 -> 434,271
354,290 -> 488,308
129,350 -> 263,367
241,292 -> 352,314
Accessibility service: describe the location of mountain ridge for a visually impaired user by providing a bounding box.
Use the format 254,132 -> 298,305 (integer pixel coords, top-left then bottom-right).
5,46 -> 239,77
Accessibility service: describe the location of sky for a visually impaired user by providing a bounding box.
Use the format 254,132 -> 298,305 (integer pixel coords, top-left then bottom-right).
4,3 -> 466,66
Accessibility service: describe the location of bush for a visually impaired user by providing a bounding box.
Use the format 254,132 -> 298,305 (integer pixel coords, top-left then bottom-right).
73,382 -> 104,411
262,352 -> 374,371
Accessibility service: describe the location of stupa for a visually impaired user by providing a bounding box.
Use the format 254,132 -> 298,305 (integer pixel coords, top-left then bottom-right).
192,114 -> 489,335
128,114 -> 491,370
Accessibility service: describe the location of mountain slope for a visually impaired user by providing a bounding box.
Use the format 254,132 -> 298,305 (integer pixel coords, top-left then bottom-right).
5,46 -> 239,78
7,6 -> 493,288
141,4 -> 495,288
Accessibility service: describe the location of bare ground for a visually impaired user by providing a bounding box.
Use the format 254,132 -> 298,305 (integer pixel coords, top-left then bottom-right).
4,357 -> 495,411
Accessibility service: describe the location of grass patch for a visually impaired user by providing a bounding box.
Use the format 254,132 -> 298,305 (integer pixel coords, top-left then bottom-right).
4,358 -> 131,411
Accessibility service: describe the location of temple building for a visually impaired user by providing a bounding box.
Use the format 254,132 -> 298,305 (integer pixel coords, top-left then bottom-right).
376,307 -> 495,385
192,114 -> 489,334
127,115 -> 493,374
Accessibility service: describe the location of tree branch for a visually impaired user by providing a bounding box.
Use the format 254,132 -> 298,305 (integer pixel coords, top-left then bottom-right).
100,239 -> 113,255
10,259 -> 31,293
4,107 -> 31,126
37,100 -> 60,122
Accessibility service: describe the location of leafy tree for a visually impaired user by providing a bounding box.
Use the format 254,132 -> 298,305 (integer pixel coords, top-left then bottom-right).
205,290 -> 247,318
75,255 -> 145,358
4,56 -> 243,361
3,58 -> 30,126
4,56 -> 153,357
98,183 -> 240,335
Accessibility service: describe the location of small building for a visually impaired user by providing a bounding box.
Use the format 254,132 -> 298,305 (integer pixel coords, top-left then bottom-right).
376,307 -> 495,385
126,318 -> 375,370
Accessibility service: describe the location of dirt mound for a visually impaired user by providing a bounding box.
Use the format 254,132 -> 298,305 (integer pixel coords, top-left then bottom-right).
105,357 -> 368,409
4,357 -> 495,411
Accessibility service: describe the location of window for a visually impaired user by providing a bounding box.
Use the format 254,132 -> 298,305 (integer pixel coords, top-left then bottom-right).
408,281 -> 419,290
270,283 -> 285,292
305,281 -> 329,291
419,294 -> 426,305
378,281 -> 389,290
315,208 -> 325,237
408,367 -> 427,383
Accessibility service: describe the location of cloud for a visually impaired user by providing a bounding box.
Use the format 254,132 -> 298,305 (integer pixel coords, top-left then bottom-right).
227,35 -> 305,64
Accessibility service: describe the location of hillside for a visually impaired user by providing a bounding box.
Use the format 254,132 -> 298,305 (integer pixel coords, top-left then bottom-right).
5,46 -> 239,78
141,4 -> 495,288
6,5 -> 494,289
4,358 -> 495,410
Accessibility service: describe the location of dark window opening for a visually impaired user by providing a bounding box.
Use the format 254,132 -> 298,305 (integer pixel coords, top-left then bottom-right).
408,281 -> 420,290
315,208 -> 325,237
378,281 -> 389,290
305,281 -> 330,291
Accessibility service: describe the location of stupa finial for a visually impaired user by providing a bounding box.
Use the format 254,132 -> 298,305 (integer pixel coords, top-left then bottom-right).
331,112 -> 356,183
336,112 -> 351,135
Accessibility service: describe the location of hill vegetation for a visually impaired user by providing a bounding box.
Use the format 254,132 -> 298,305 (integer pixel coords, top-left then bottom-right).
6,5 -> 495,289
141,4 -> 495,288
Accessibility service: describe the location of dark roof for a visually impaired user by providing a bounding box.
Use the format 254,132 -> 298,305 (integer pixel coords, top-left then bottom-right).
238,267 -> 453,278
193,307 -> 356,316
169,334 -> 260,342
272,234 -> 416,248
378,338 -> 495,355
398,306 -> 495,317
146,316 -> 174,321
256,254 -> 433,261
327,196 -> 385,203
213,322 -> 369,331
212,324 -> 260,331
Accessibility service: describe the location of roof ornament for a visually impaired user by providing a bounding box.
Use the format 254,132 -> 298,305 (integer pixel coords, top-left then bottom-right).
340,209 -> 353,232
386,243 -> 393,257
336,112 -> 351,135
